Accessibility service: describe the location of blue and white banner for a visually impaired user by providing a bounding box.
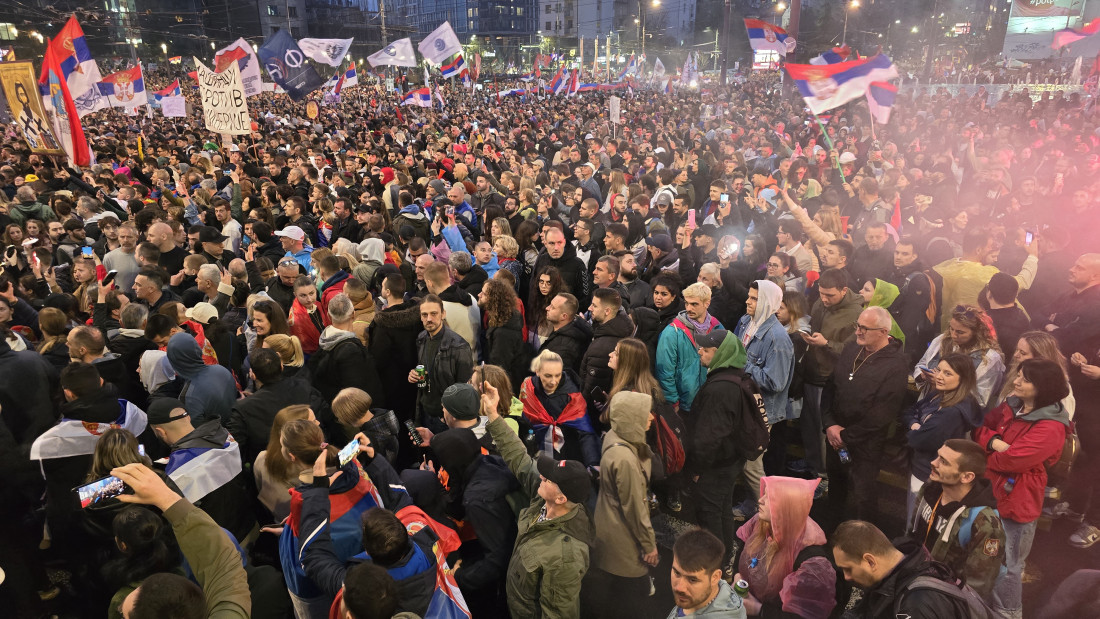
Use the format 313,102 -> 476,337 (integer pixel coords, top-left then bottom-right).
257,30 -> 326,101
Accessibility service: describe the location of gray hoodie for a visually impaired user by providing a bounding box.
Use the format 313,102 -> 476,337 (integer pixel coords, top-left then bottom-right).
166,333 -> 238,424
665,579 -> 747,618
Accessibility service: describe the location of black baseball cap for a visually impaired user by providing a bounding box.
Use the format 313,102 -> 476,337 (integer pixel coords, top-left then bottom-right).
695,329 -> 730,349
197,226 -> 227,244
536,456 -> 591,504
146,398 -> 189,425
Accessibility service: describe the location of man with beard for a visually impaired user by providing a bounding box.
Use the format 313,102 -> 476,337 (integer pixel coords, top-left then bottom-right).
887,237 -> 939,365
613,250 -> 652,310
667,528 -> 746,618
907,439 -> 1006,598
850,223 -> 896,284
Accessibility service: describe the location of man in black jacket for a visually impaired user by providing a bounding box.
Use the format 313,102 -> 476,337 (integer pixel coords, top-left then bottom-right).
146,398 -> 255,543
430,427 -> 519,616
833,520 -> 972,618
410,294 -> 474,433
226,348 -> 324,466
309,293 -> 386,405
533,227 -> 591,306
823,307 -> 910,523
887,237 -> 938,365
265,257 -> 302,314
580,288 -> 634,411
540,293 -> 592,374
685,329 -> 750,568
369,274 -> 422,420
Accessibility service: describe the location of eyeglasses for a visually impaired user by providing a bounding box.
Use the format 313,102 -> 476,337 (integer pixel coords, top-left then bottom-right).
278,259 -> 298,268
853,323 -> 887,333
767,262 -> 783,269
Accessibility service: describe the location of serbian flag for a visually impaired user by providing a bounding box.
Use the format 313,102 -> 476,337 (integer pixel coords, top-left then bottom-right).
440,54 -> 467,79
786,54 -> 898,115
866,81 -> 897,124
548,65 -> 566,94
617,53 -> 636,81
402,87 -> 433,107
154,79 -> 181,101
168,55 -> 182,64
344,63 -> 358,87
663,76 -> 674,94
519,70 -> 535,81
48,16 -> 102,98
810,44 -> 852,65
38,41 -> 90,166
744,18 -> 796,56
1053,18 -> 1100,49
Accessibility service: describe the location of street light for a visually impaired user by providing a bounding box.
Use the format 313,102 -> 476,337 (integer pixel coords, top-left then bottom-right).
842,0 -> 860,46
777,2 -> 786,11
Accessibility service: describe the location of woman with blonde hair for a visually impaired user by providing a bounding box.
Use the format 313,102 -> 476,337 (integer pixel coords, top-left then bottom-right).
733,476 -> 836,618
489,217 -> 512,246
253,404 -> 318,521
331,387 -> 400,464
36,307 -> 70,367
604,170 -> 627,210
262,333 -> 306,377
914,304 -> 1005,408
520,349 -> 599,466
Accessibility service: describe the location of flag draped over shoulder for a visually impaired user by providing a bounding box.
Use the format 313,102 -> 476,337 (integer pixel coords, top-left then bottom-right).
39,39 -> 90,166
786,54 -> 898,115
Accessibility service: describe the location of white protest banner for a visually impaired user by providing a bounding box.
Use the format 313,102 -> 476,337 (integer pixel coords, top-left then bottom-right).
194,57 -> 250,135
161,96 -> 186,117
215,38 -> 264,98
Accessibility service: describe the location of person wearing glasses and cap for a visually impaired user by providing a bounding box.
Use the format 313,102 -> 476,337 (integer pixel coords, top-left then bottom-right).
822,306 -> 910,523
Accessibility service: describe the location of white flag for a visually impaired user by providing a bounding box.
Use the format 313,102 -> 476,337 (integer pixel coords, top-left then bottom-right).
652,58 -> 666,83
368,38 -> 418,68
418,21 -> 463,65
215,38 -> 264,97
298,38 -> 355,67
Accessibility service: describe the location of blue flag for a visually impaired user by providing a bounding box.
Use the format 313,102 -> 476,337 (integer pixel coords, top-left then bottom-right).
257,30 -> 325,101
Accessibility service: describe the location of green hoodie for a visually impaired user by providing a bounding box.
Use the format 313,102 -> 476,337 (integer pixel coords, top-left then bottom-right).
707,332 -> 747,374
866,279 -> 906,343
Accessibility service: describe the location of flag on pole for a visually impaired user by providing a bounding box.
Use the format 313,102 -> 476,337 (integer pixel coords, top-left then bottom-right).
617,54 -> 635,81
343,63 -> 358,87
39,40 -> 90,166
785,54 -> 898,115
663,77 -> 673,94
418,22 -> 464,65
436,85 -> 446,108
440,55 -> 467,79
473,53 -> 482,81
215,38 -> 263,97
810,44 -> 852,65
168,56 -> 182,64
866,81 -> 897,124
368,38 -> 418,68
256,30 -> 326,101
519,70 -> 535,81
1052,18 -> 1100,49
652,58 -> 666,83
402,87 -> 433,107
48,16 -> 102,99
548,65 -> 567,94
744,18 -> 797,56
153,79 -> 181,101
74,65 -> 148,116
298,38 -> 355,67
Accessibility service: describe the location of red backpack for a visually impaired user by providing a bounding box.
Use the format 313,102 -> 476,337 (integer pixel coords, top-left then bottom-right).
652,409 -> 686,476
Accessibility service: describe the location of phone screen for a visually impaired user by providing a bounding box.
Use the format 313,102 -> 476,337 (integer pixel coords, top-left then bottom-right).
446,205 -> 455,217
81,246 -> 94,258
338,439 -> 360,466
1024,231 -> 1034,246
75,475 -> 127,508
687,210 -> 696,227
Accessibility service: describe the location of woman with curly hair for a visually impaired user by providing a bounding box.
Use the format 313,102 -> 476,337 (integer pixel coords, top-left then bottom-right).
914,304 -> 1005,408
479,278 -> 528,388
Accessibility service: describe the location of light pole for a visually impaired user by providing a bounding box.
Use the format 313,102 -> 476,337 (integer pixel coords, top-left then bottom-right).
638,0 -> 659,57
842,0 -> 860,46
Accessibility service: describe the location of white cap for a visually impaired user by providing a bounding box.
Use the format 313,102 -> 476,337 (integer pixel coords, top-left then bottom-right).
838,152 -> 857,164
228,144 -> 240,152
185,302 -> 219,325
274,225 -> 306,242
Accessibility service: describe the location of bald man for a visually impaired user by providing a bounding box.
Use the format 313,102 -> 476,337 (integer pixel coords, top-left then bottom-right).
1039,253 -> 1100,355
147,222 -> 189,276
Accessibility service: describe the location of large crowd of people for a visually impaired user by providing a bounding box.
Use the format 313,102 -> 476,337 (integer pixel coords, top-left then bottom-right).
0,67 -> 1098,619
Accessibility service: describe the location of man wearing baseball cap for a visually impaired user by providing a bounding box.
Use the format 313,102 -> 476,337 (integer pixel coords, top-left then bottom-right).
275,225 -> 313,271
410,382 -> 496,453
480,380 -> 594,619
196,226 -> 232,269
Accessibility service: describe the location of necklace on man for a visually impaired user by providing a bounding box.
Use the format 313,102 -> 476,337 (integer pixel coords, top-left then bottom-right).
849,348 -> 877,381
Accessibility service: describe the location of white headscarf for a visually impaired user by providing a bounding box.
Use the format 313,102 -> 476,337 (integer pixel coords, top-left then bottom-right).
742,279 -> 784,345
139,350 -> 176,394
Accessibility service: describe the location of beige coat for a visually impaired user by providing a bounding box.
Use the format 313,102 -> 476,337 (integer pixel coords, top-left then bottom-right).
593,391 -> 657,578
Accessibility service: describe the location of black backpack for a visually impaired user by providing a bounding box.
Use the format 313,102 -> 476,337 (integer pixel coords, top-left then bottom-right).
710,369 -> 770,461
895,575 -> 995,619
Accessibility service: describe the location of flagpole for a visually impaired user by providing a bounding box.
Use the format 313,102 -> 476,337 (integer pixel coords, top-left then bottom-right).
811,112 -> 846,183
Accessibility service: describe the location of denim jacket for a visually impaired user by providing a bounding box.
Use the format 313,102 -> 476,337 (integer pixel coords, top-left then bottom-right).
735,313 -> 795,423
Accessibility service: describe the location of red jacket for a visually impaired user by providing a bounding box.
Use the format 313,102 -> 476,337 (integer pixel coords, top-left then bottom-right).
972,399 -> 1069,523
289,300 -> 328,355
